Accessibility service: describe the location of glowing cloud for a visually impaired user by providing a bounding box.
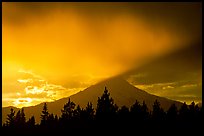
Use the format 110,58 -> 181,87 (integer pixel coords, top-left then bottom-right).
2,3 -> 201,107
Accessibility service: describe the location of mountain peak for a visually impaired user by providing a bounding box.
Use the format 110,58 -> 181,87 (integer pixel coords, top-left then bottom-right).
68,76 -> 182,110
99,76 -> 128,83
89,76 -> 137,92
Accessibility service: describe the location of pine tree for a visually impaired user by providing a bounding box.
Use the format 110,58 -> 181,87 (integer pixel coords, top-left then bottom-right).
141,101 -> 149,121
96,87 -> 118,121
6,108 -> 15,128
47,113 -> 55,127
85,102 -> 95,121
61,98 -> 76,120
14,110 -> 21,126
179,102 -> 189,121
21,108 -> 26,126
53,114 -> 59,127
194,104 -> 200,120
74,105 -> 82,120
40,103 -> 49,126
189,101 -> 195,118
118,106 -> 129,121
130,100 -> 142,121
54,115 -> 58,122
27,116 -> 35,128
152,99 -> 165,122
167,103 -> 178,122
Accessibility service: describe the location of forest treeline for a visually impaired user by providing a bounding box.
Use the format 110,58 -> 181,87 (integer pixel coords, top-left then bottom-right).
2,87 -> 203,134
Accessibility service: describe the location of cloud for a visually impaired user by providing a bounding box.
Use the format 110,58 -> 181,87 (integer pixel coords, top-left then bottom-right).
162,86 -> 174,90
13,98 -> 32,107
166,96 -> 202,105
2,2 -> 202,107
134,82 -> 176,94
3,3 -> 202,40
3,3 -> 201,81
181,84 -> 198,88
124,42 -> 202,85
133,81 -> 202,104
17,79 -> 33,83
18,69 -> 44,79
3,69 -> 83,108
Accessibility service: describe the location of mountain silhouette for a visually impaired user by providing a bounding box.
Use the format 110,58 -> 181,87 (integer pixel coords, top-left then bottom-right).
2,77 -> 183,124
68,77 -> 183,109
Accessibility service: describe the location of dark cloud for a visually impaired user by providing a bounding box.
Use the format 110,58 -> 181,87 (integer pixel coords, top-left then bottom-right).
3,2 -> 201,41
124,42 -> 202,85
123,41 -> 202,103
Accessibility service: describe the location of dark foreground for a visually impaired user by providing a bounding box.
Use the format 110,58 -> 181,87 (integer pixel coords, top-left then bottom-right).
2,89 -> 203,135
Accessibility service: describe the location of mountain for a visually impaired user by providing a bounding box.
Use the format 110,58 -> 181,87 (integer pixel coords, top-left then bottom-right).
2,77 -> 183,124
68,77 -> 183,109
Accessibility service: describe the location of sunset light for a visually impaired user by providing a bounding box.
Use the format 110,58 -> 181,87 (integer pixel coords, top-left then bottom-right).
2,2 -> 202,134
2,2 -> 201,109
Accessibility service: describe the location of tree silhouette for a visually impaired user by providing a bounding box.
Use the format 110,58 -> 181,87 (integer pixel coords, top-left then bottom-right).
14,110 -> 21,126
130,100 -> 142,121
14,109 -> 26,128
54,115 -> 59,123
179,102 -> 189,122
21,108 -> 26,126
61,98 -> 76,120
47,113 -> 56,128
152,99 -> 165,122
189,101 -> 196,118
2,86 -> 202,134
118,106 -> 129,115
5,108 -> 17,128
96,87 -> 118,122
40,103 -> 49,126
141,101 -> 149,121
118,105 -> 129,123
84,102 -> 95,121
5,108 -> 15,128
189,101 -> 201,123
167,103 -> 178,123
194,103 -> 201,121
73,105 -> 82,121
27,116 -> 35,127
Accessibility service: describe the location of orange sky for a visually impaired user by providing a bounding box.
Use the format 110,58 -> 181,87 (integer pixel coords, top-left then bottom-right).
2,2 -> 202,108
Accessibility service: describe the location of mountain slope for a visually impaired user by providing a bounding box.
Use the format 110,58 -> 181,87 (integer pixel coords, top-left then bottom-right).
68,77 -> 183,110
2,77 -> 183,124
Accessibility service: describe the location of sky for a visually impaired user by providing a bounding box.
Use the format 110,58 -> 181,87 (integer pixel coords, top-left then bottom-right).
2,2 -> 202,108
124,42 -> 202,104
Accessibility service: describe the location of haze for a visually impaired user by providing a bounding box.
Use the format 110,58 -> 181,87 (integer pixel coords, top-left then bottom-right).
2,2 -> 202,107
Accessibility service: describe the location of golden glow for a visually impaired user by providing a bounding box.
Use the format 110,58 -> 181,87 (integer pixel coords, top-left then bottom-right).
2,3 -> 201,108
14,98 -> 33,107
134,83 -> 202,105
3,69 -> 82,108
